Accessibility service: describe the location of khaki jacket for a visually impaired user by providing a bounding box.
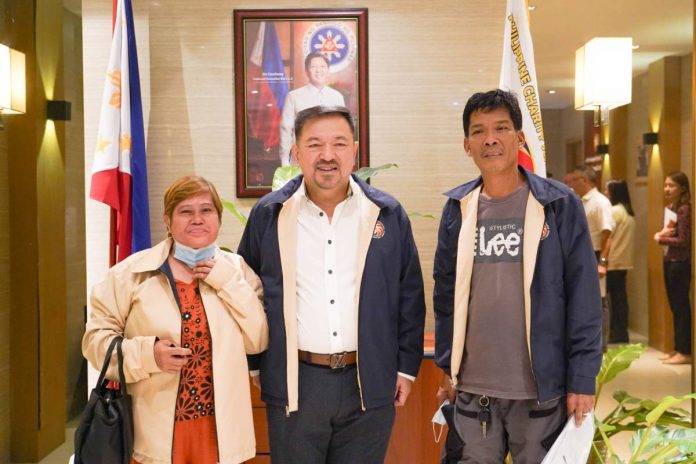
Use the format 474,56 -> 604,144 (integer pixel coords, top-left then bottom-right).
82,239 -> 268,464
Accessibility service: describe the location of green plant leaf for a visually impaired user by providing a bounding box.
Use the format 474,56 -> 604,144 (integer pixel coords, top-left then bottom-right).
597,343 -> 646,387
665,428 -> 696,453
354,163 -> 399,181
597,421 -> 617,433
272,166 -> 302,191
645,393 -> 696,425
613,390 -> 642,404
596,344 -> 645,403
629,427 -> 665,457
221,199 -> 248,226
407,211 -> 436,219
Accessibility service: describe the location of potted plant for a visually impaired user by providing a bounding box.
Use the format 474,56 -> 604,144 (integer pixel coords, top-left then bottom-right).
590,343 -> 696,463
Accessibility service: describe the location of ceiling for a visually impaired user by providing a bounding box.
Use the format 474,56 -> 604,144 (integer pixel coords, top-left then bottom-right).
529,0 -> 693,109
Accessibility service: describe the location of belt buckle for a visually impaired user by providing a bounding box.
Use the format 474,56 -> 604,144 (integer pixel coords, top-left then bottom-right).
330,352 -> 347,369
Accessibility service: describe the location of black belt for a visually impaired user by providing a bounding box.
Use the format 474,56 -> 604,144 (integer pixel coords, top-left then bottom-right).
298,350 -> 357,369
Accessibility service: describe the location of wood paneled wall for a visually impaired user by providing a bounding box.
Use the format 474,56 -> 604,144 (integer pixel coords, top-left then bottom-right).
4,0 -> 68,461
647,57 -> 682,352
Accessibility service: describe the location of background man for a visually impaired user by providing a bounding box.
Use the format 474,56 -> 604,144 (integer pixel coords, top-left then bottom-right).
566,167 -> 613,348
434,90 -> 602,463
279,52 -> 346,166
240,105 -> 426,464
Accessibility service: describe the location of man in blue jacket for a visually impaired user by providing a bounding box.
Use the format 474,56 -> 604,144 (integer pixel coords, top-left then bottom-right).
238,105 -> 426,464
434,90 -> 602,463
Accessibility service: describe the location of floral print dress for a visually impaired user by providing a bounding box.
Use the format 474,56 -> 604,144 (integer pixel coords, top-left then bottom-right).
172,279 -> 219,463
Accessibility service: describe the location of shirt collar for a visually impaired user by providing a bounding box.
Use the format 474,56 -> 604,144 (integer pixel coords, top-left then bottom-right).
307,83 -> 327,94
582,187 -> 598,202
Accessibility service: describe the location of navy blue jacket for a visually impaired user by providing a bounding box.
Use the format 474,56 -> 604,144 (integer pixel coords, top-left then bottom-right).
434,168 -> 602,401
238,175 -> 426,411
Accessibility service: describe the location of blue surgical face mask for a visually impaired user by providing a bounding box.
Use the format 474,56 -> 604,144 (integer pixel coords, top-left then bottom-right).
173,241 -> 217,268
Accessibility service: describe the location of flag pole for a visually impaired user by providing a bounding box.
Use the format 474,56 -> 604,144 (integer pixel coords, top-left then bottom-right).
109,0 -> 118,267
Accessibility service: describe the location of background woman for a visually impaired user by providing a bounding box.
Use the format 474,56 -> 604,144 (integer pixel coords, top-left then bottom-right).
82,176 -> 268,463
602,180 -> 635,344
654,171 -> 692,365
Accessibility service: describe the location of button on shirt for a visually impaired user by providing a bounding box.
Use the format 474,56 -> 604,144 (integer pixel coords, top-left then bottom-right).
296,178 -> 359,354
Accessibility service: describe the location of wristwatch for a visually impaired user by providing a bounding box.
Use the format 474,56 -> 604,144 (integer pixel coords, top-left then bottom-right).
599,257 -> 608,266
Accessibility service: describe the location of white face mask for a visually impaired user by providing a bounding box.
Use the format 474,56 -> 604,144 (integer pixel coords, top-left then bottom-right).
431,399 -> 449,443
173,241 -> 217,268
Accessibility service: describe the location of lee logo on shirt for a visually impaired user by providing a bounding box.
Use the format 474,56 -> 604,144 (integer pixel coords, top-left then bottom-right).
373,221 -> 385,239
474,218 -> 523,263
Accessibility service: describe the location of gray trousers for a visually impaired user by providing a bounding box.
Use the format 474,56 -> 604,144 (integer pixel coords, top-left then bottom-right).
266,363 -> 395,464
453,392 -> 566,464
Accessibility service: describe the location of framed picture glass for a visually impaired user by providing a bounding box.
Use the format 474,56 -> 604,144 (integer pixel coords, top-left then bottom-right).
233,8 -> 369,197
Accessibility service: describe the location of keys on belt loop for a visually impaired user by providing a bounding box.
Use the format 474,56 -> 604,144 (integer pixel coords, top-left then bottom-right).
478,395 -> 491,438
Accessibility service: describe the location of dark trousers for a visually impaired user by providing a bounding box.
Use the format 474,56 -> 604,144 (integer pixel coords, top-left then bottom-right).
452,392 -> 566,464
664,260 -> 692,355
607,270 -> 629,343
266,363 -> 395,464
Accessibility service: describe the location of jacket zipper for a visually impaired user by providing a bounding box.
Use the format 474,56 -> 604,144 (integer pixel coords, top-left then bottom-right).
159,267 -> 184,464
356,350 -> 365,411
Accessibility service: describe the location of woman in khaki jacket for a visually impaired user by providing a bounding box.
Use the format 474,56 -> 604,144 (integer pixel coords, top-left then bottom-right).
83,176 -> 268,464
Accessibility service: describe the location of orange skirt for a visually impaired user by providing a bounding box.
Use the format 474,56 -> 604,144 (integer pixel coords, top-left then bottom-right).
131,415 -> 219,464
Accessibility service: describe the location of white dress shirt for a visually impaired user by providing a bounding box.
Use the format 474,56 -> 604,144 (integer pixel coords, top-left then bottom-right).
296,178 -> 359,354
279,84 -> 346,166
581,187 -> 613,297
581,187 -> 614,251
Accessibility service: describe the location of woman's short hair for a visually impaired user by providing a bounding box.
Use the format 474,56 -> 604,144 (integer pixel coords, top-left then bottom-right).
163,176 -> 223,221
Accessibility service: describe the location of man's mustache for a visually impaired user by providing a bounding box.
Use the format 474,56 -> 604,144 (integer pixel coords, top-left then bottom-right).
315,161 -> 339,168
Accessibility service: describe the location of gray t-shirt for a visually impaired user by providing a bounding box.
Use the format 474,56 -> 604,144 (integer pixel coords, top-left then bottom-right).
457,182 -> 537,400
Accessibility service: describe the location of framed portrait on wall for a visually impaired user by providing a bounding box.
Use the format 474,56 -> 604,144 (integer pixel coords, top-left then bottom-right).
233,8 -> 369,197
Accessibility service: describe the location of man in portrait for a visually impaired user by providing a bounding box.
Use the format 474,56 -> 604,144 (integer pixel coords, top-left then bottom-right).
278,52 -> 346,166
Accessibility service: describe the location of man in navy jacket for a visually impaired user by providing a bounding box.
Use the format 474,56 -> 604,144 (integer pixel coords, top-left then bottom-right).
238,105 -> 426,463
434,90 -> 602,462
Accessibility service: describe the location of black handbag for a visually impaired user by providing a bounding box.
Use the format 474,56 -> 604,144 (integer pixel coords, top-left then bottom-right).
74,336 -> 134,464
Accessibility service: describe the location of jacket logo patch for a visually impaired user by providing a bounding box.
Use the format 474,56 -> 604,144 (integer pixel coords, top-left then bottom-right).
373,221 -> 385,239
540,222 -> 550,241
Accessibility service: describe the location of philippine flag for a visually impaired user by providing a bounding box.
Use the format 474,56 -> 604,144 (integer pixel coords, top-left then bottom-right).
247,22 -> 288,149
499,0 -> 546,177
89,0 -> 150,263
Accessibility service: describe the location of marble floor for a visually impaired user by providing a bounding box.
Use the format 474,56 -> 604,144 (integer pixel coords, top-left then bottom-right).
18,339 -> 694,463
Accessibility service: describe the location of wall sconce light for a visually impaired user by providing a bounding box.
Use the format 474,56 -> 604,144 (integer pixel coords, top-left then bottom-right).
596,144 -> 610,155
642,132 -> 658,145
575,37 -> 633,125
46,100 -> 72,121
0,44 -> 26,114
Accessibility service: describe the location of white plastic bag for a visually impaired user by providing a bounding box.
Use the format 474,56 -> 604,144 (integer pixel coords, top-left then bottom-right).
540,412 -> 595,464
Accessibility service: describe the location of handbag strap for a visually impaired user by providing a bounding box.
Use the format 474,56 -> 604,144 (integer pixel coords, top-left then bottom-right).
96,336 -> 129,396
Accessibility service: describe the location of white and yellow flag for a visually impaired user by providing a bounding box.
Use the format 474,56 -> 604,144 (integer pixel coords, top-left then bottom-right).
499,0 -> 546,177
